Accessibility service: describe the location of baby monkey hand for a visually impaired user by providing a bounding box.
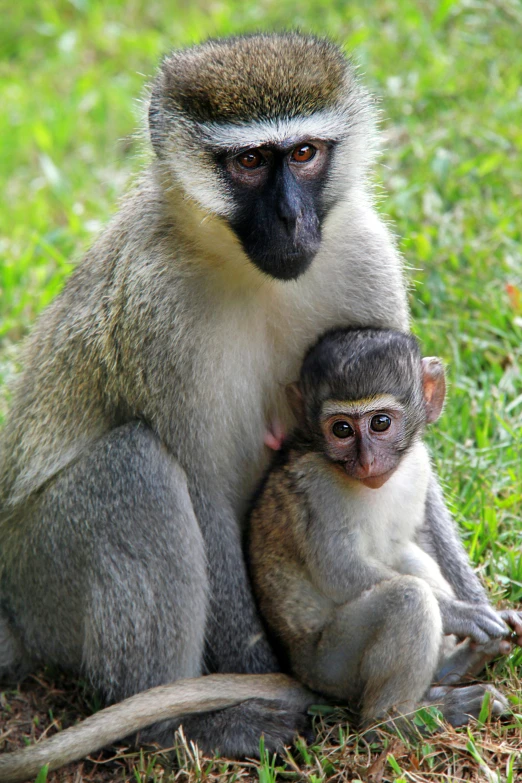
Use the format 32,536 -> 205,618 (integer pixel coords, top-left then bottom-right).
438,596 -> 510,644
498,608 -> 522,647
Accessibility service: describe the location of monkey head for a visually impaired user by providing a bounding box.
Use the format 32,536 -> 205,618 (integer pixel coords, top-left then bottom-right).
287,327 -> 446,488
148,33 -> 375,280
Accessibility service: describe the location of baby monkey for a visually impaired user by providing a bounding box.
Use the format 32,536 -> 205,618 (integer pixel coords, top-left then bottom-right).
249,327 -> 518,729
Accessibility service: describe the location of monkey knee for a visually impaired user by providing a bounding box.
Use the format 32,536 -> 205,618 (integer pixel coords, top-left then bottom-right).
82,424 -> 192,530
30,423 -> 211,697
387,576 -> 442,634
362,577 -> 442,688
66,423 -> 206,566
360,581 -> 442,722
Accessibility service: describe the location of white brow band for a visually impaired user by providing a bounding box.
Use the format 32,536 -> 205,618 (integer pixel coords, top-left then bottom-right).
199,111 -> 349,151
322,395 -> 403,418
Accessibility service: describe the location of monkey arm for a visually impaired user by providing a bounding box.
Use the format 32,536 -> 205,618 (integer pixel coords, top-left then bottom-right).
303,527 -> 396,603
397,540 -> 510,643
418,476 -> 489,604
419,478 -> 522,646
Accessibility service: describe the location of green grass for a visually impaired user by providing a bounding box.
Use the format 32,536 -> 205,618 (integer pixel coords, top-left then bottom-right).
1,1 -> 521,780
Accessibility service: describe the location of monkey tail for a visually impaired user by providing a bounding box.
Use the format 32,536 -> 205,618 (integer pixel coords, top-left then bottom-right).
0,673 -> 314,783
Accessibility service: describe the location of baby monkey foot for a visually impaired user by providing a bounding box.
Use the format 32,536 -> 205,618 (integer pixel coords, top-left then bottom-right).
428,683 -> 510,728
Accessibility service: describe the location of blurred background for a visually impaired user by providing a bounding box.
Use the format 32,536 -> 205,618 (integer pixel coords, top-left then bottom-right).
1,1 -> 521,602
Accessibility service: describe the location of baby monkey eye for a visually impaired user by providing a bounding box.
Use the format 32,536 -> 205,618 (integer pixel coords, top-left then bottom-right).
370,414 -> 391,432
237,150 -> 264,169
332,420 -> 354,438
291,144 -> 316,163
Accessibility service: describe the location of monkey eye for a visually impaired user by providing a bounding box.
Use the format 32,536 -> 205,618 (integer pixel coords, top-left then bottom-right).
236,149 -> 264,169
370,414 -> 391,432
332,420 -> 354,439
291,144 -> 316,163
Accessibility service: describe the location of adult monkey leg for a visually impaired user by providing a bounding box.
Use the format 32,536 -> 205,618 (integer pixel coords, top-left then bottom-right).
1,423 -> 305,754
188,483 -> 281,677
2,424 -> 207,696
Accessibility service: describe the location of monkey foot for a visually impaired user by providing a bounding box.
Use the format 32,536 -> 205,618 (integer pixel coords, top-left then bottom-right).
139,699 -> 313,758
428,683 -> 510,727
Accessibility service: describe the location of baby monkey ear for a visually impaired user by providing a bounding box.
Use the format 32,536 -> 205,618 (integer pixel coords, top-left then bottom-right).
285,382 -> 305,422
421,357 -> 446,423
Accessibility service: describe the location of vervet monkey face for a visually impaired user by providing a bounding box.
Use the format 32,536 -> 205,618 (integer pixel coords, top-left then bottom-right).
291,329 -> 448,490
220,139 -> 334,280
315,354 -> 446,489
149,35 -> 376,282
320,397 -> 406,489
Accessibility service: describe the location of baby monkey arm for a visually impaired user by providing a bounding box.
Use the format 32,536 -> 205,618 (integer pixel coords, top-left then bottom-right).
303,525 -> 398,604
397,541 -> 510,643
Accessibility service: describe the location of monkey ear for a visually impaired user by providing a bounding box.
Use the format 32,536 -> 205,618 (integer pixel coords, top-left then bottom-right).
285,382 -> 305,421
421,357 -> 446,423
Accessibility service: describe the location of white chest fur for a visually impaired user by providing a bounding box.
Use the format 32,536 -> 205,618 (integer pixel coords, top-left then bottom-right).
173,193 -> 409,514
306,440 -> 432,569
352,441 -> 431,567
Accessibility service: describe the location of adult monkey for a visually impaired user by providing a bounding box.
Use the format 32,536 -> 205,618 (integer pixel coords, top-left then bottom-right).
0,33 -> 507,764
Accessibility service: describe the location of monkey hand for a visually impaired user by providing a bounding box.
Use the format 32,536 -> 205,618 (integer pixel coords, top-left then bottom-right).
438,596 -> 510,644
498,609 -> 522,647
264,418 -> 286,451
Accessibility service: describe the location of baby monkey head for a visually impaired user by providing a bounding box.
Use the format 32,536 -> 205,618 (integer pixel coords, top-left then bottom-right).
288,328 -> 446,489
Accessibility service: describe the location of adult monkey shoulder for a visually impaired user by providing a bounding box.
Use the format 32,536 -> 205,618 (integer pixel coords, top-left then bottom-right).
0,32 -> 408,762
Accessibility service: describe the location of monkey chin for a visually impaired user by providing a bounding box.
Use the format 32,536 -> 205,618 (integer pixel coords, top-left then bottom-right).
355,469 -> 396,490
338,463 -> 397,489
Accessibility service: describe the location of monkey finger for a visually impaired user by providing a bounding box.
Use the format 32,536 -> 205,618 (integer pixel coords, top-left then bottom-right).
475,612 -> 511,639
499,610 -> 522,646
442,617 -> 489,643
467,627 -> 492,645
469,638 -> 512,656
481,638 -> 513,656
264,418 -> 286,451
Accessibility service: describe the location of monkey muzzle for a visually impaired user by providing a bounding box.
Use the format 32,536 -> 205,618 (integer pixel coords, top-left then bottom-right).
345,462 -> 396,489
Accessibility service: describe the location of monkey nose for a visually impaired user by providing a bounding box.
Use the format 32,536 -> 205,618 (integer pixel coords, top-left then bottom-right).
278,213 -> 300,236
355,453 -> 373,476
344,461 -> 369,479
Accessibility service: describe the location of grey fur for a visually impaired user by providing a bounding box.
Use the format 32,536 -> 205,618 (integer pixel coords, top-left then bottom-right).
249,330 -> 519,728
419,477 -> 489,602
1,31 -> 505,775
0,673 -> 315,783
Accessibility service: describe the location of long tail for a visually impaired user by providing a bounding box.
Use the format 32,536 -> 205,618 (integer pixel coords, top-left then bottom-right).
0,673 -> 313,783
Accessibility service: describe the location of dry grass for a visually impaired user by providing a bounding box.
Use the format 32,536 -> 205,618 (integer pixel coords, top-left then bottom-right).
1,2 -> 522,781
1,664 -> 521,783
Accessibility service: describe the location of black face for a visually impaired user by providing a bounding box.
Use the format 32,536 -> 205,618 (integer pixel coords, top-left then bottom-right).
220,140 -> 334,281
